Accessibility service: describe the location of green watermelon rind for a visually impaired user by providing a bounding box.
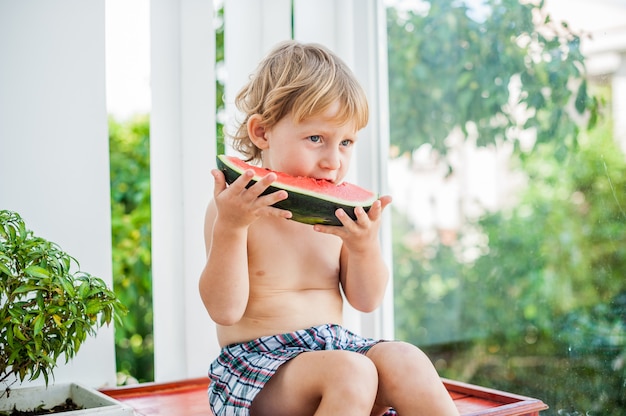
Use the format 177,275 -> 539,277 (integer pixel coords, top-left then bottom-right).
216,155 -> 377,226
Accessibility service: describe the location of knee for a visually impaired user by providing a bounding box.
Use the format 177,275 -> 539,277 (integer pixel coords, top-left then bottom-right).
324,351 -> 378,401
373,342 -> 441,390
333,350 -> 379,385
380,341 -> 433,369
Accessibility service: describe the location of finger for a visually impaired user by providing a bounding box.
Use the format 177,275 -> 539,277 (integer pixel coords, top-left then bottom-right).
354,205 -> 370,223
363,200 -> 382,221
258,189 -> 288,206
257,188 -> 290,219
312,209 -> 351,234
379,195 -> 393,211
211,169 -> 227,196
245,172 -> 278,199
228,169 -> 255,193
313,222 -> 344,236
367,196 -> 393,221
334,208 -> 358,228
266,206 -> 293,220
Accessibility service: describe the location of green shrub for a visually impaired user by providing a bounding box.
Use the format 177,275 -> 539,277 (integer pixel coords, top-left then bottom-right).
109,115 -> 154,383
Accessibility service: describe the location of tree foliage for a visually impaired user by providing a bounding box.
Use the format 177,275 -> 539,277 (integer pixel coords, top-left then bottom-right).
394,117 -> 626,415
387,0 -> 597,159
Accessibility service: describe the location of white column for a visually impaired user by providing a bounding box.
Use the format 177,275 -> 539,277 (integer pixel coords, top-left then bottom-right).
0,0 -> 116,388
223,0 -> 292,148
352,0 -> 394,342
150,0 -> 219,381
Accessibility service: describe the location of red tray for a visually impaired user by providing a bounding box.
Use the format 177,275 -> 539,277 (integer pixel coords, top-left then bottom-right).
102,377 -> 548,416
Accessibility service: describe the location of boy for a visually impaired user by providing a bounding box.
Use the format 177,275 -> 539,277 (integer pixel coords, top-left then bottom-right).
199,40 -> 459,416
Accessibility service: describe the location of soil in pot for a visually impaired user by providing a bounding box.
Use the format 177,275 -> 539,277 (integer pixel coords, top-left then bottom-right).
4,399 -> 82,415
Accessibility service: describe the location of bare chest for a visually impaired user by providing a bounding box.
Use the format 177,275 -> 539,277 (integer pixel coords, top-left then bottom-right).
247,218 -> 342,289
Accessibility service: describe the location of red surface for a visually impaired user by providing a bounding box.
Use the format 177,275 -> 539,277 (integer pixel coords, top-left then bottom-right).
102,377 -> 548,416
443,379 -> 549,416
101,379 -> 212,416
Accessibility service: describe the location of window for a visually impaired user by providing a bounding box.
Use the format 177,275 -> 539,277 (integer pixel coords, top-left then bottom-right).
386,1 -> 626,414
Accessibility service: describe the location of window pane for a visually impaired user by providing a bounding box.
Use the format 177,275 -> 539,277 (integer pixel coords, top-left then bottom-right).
386,1 -> 626,414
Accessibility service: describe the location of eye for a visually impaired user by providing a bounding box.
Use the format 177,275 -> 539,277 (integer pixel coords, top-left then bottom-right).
308,135 -> 322,143
340,139 -> 353,147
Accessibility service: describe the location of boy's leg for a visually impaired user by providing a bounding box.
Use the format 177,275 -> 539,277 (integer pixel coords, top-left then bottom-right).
365,341 -> 460,416
250,350 -> 379,416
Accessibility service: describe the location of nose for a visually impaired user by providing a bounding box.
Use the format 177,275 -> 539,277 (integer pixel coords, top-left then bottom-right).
320,147 -> 341,171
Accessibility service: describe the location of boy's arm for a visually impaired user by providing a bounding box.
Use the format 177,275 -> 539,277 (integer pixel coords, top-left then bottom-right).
314,196 -> 393,312
198,169 -> 291,326
339,232 -> 389,312
199,201 -> 250,326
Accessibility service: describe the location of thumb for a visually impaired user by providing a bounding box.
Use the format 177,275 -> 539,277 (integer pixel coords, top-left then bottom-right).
379,195 -> 393,211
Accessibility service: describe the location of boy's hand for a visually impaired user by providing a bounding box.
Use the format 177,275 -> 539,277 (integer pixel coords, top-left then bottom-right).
313,195 -> 392,252
211,168 -> 292,228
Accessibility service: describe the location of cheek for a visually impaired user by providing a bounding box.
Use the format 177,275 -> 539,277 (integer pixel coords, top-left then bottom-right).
338,153 -> 353,174
340,149 -> 353,165
267,150 -> 300,172
287,154 -> 317,176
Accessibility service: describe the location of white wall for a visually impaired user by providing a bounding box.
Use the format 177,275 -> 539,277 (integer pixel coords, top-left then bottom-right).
0,0 -> 116,388
150,0 -> 219,382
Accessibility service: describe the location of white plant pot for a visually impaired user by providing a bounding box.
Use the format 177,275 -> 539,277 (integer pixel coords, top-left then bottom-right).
0,383 -> 134,415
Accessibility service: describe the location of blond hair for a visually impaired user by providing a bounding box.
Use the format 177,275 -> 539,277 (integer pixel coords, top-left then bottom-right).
229,40 -> 369,163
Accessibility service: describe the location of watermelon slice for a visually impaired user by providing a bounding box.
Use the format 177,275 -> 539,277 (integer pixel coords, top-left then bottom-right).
216,154 -> 378,226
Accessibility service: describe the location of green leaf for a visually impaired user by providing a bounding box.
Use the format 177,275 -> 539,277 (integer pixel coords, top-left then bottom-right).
13,325 -> 27,341
13,284 -> 43,294
574,81 -> 588,114
32,314 -> 45,336
78,280 -> 90,299
6,321 -> 14,344
52,314 -> 63,327
0,258 -> 12,276
59,277 -> 76,297
25,265 -> 50,278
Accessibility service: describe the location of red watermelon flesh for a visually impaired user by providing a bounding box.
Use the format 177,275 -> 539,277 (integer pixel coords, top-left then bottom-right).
216,154 -> 377,225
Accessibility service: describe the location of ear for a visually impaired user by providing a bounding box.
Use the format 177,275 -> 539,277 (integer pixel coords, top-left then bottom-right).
247,114 -> 269,150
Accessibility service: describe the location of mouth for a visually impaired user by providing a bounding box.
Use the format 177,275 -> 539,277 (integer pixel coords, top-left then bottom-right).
315,177 -> 342,186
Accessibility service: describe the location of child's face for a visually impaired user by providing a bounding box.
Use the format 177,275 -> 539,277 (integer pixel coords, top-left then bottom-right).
261,101 -> 358,184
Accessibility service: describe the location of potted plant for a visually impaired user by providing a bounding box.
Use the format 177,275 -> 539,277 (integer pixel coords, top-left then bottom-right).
0,210 -> 131,415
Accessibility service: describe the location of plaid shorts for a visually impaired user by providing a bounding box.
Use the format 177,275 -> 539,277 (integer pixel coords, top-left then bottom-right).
207,323 -> 397,415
